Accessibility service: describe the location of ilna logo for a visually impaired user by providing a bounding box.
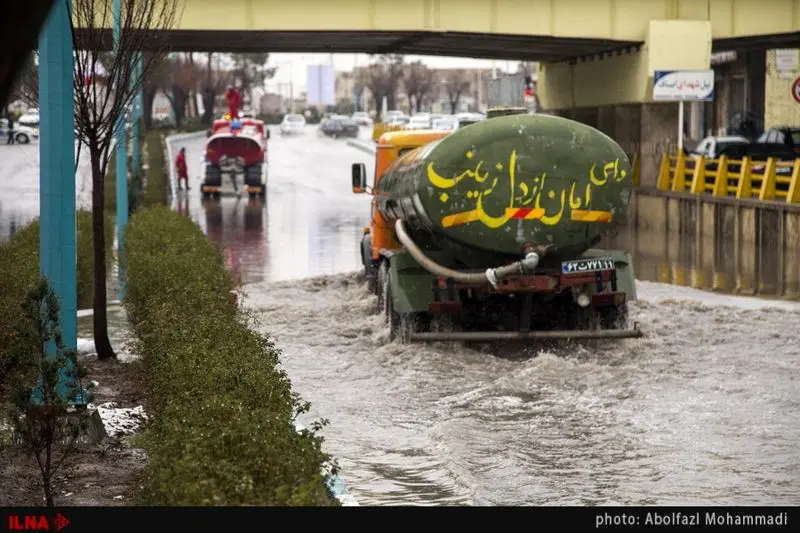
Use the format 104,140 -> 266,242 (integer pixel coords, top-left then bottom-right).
7,513 -> 70,531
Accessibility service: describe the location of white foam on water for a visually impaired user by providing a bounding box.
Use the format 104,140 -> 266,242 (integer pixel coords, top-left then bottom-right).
240,272 -> 800,506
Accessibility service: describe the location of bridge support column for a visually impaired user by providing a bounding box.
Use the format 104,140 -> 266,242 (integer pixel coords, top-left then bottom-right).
539,20 -> 712,187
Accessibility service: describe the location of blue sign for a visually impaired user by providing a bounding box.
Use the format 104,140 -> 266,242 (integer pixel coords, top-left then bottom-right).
653,70 -> 715,101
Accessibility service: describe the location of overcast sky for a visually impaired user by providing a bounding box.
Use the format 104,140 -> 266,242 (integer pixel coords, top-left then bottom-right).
264,53 -> 520,93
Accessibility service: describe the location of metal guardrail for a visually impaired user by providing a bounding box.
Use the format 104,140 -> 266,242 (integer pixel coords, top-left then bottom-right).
657,150 -> 800,204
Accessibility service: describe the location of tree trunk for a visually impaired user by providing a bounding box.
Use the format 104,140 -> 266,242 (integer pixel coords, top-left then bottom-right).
90,144 -> 117,361
169,88 -> 187,128
142,88 -> 156,129
43,431 -> 53,507
201,89 -> 215,123
414,94 -> 423,112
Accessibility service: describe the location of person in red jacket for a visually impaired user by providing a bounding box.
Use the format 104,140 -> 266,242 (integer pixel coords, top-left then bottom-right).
224,86 -> 241,119
175,147 -> 190,191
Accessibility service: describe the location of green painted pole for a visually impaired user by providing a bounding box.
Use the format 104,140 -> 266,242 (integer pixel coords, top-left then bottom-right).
131,53 -> 142,180
113,0 -> 128,300
37,0 -> 84,404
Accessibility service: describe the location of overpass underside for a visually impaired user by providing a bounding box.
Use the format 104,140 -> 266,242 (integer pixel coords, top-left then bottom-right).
75,0 -> 799,185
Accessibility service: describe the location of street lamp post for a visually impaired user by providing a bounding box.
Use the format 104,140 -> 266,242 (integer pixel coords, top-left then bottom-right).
38,0 -> 81,403
112,0 -> 129,300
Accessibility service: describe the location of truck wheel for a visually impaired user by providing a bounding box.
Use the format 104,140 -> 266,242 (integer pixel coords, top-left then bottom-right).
382,265 -> 421,343
600,304 -> 629,329
377,261 -> 388,312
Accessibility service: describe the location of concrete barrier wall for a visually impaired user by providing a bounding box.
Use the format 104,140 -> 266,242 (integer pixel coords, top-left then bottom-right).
630,188 -> 800,296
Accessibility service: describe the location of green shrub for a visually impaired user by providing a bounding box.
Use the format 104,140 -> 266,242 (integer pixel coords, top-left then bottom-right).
0,210 -> 111,380
124,206 -> 339,506
143,131 -> 168,207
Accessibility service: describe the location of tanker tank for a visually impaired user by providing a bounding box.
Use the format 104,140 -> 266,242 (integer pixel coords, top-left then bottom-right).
375,113 -> 632,269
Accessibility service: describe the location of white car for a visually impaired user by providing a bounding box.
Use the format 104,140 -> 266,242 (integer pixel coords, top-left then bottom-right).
0,118 -> 38,144
280,113 -> 306,136
351,111 -> 372,126
405,115 -> 431,130
432,116 -> 459,131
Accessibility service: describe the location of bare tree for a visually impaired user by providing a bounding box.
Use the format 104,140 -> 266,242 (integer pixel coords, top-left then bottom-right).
359,55 -> 404,120
403,61 -> 435,113
443,69 -> 471,114
70,0 -> 180,361
162,56 -> 200,128
200,53 -> 234,123
230,53 -> 276,107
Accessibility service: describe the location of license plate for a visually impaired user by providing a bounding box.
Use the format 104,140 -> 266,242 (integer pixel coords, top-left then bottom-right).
561,257 -> 615,274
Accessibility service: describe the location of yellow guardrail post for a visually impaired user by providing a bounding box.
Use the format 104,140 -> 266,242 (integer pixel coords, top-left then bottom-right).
787,159 -> 800,204
656,153 -> 672,190
712,155 -> 729,197
671,151 -> 687,192
690,155 -> 706,194
735,157 -> 752,199
758,157 -> 777,201
631,153 -> 641,187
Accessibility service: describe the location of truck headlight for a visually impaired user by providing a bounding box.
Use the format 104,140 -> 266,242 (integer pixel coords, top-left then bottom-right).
577,293 -> 591,308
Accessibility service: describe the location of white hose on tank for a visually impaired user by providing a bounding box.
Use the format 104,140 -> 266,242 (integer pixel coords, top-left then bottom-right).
394,219 -> 542,288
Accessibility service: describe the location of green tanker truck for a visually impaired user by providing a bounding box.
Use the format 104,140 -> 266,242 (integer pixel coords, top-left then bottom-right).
351,113 -> 642,342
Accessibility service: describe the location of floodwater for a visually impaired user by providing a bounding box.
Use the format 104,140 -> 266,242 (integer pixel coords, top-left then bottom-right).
1,128 -> 798,506
168,127 -> 799,506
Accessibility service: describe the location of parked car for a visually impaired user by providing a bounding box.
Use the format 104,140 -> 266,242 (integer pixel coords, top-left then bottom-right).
432,116 -> 459,131
0,118 -> 37,144
405,115 -> 432,130
351,112 -> 372,126
688,136 -> 750,160
756,126 -> 800,156
385,115 -> 409,128
713,142 -> 796,176
385,110 -> 403,121
279,113 -> 306,136
319,116 -> 359,138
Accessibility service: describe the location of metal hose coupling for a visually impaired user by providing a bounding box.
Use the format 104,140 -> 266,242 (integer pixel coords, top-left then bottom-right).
484,243 -> 552,289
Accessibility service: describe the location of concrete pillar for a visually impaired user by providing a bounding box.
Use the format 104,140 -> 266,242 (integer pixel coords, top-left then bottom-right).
38,0 -> 80,401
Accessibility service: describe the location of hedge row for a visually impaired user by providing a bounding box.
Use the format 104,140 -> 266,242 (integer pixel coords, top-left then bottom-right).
124,206 -> 339,506
0,210 -> 112,374
105,130 -> 169,212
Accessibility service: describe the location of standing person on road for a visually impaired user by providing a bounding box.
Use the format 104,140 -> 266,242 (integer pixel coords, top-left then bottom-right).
224,86 -> 241,119
5,115 -> 14,145
175,147 -> 190,191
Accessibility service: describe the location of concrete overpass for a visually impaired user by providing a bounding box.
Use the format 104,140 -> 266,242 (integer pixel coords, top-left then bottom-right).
75,0 -> 800,182
81,0 -> 800,58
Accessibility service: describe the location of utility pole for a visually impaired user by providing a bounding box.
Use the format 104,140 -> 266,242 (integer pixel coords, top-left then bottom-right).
113,0 -> 129,300
37,0 -> 82,403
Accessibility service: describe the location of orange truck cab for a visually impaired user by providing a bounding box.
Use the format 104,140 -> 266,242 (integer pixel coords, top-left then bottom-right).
351,129 -> 450,289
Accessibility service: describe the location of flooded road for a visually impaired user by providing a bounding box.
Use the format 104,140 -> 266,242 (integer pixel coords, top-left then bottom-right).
2,128 -> 797,505
165,127 -> 800,506
0,142 -> 93,241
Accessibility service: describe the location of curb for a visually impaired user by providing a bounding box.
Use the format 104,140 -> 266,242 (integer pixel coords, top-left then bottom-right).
294,421 -> 359,506
346,138 -> 377,155
77,300 -> 122,318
